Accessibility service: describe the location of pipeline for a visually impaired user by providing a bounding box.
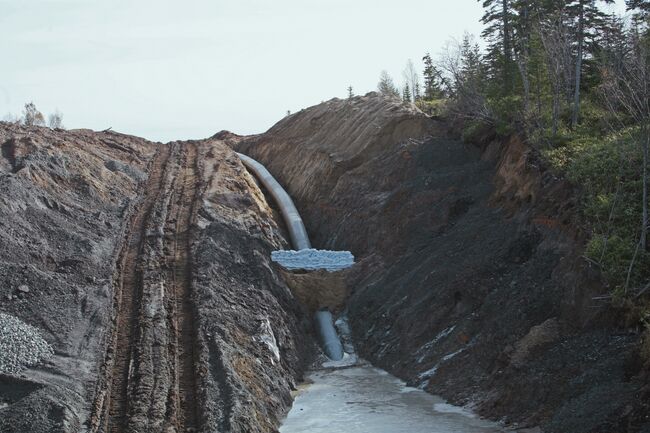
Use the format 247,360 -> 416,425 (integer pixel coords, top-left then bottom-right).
237,152 -> 344,361
237,153 -> 311,251
314,310 -> 344,361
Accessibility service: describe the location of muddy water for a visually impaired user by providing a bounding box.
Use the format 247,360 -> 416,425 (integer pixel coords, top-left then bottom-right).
280,365 -> 505,433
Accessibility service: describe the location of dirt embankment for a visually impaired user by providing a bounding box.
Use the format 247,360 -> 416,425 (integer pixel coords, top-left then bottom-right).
0,123 -> 311,433
237,92 -> 649,433
0,124 -> 156,432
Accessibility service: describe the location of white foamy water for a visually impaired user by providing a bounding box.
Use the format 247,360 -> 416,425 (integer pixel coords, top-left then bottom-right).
271,249 -> 354,271
280,366 -> 505,433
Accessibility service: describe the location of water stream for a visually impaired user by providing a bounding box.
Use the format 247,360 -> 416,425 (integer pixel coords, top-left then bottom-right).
239,154 -> 505,433
280,364 -> 505,433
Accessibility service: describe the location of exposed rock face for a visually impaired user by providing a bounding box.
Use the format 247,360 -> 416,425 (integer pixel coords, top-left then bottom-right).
0,123 -> 310,433
237,92 -> 649,433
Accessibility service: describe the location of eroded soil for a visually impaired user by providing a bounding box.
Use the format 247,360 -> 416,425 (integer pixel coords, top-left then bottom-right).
1,91 -> 649,433
237,92 -> 650,433
0,124 -> 311,433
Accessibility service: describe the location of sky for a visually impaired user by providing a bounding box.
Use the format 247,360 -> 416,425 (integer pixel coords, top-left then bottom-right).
0,0 -> 629,142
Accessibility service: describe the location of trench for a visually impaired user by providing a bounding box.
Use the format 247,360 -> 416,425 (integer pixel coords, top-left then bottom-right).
237,153 -> 506,433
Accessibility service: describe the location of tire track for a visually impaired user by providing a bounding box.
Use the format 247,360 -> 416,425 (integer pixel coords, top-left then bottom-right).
92,141 -> 202,432
165,142 -> 200,432
102,143 -> 172,433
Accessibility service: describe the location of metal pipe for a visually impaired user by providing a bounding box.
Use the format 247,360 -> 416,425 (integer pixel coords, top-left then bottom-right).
314,310 -> 344,361
237,152 -> 344,361
237,153 -> 311,250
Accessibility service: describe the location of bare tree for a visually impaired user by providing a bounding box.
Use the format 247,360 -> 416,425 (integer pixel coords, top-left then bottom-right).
437,35 -> 491,122
402,59 -> 420,102
48,110 -> 64,129
599,28 -> 650,286
22,102 -> 45,127
571,1 -> 586,128
538,13 -> 575,136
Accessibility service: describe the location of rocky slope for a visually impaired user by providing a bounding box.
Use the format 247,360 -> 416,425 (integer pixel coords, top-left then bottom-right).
237,92 -> 649,433
0,123 -> 311,432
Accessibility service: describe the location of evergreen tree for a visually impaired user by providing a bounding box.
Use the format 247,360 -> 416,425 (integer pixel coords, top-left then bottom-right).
566,0 -> 614,127
510,0 -> 540,116
626,0 -> 650,15
414,82 -> 422,101
438,33 -> 489,119
479,0 -> 516,94
627,0 -> 650,26
377,70 -> 400,98
402,83 -> 412,102
422,53 -> 443,99
347,85 -> 354,99
460,35 -> 485,87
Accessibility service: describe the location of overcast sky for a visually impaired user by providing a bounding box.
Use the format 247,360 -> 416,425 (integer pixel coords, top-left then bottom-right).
0,0 -> 629,142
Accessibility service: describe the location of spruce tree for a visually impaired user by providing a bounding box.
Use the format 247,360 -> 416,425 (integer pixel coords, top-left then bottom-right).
422,53 -> 443,100
378,71 -> 400,98
414,82 -> 422,102
402,83 -> 412,102
479,0 -> 516,95
626,0 -> 650,14
627,0 -> 650,24
566,0 -> 614,127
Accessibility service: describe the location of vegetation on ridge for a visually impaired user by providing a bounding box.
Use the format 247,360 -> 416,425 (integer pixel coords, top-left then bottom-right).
377,0 -> 650,354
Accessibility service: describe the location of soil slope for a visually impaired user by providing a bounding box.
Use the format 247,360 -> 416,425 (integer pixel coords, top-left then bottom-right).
237,92 -> 649,433
0,123 -> 310,433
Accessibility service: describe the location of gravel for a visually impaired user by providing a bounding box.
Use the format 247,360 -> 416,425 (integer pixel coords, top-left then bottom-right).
0,313 -> 53,374
271,249 -> 355,271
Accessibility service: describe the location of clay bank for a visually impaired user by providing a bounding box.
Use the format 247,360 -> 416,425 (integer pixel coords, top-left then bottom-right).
0,92 -> 648,433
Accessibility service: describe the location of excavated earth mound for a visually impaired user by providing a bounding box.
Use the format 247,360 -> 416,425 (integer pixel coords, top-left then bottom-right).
237,92 -> 650,433
0,123 -> 311,433
2,91 -> 648,433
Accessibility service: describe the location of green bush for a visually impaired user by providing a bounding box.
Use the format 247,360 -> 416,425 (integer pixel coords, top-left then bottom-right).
546,127 -> 649,290
461,119 -> 492,143
416,99 -> 447,117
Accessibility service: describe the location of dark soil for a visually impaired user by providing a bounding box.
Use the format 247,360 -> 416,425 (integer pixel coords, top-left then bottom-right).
2,91 -> 648,433
237,92 -> 650,433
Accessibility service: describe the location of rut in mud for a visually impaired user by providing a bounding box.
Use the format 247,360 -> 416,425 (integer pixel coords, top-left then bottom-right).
104,143 -> 172,432
92,142 -> 201,433
165,141 -> 200,431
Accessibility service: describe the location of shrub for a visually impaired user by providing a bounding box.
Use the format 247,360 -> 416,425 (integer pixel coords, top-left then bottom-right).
546,127 -> 649,291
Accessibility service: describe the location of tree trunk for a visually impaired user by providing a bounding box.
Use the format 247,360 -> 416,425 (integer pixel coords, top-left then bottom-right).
642,127 -> 649,251
571,2 -> 584,129
552,90 -> 560,137
503,0 -> 513,94
517,59 -> 531,117
516,4 -> 531,121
